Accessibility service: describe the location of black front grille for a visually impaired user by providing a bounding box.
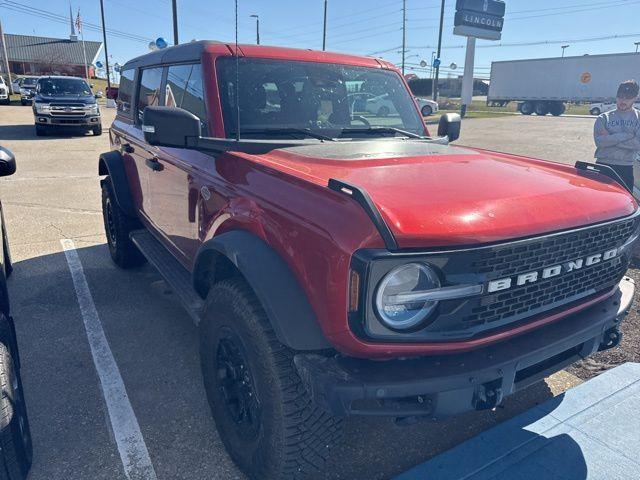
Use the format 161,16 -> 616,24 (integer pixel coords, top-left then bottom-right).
461,216 -> 638,328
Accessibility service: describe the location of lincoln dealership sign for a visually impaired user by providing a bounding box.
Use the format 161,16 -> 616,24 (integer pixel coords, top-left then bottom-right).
454,0 -> 506,40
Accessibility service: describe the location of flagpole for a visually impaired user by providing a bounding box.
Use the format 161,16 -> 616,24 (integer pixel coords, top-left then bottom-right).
78,10 -> 89,81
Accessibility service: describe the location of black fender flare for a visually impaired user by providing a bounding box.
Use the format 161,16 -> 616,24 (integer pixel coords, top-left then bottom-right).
194,230 -> 331,351
98,151 -> 137,217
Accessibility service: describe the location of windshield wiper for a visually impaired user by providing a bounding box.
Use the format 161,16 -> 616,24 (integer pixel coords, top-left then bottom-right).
340,127 -> 423,139
236,127 -> 335,142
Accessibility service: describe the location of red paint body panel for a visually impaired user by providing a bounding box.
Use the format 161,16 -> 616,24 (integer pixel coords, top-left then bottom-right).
111,43 -> 637,359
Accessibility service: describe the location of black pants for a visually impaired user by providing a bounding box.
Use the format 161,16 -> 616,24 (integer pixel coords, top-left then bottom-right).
596,162 -> 634,191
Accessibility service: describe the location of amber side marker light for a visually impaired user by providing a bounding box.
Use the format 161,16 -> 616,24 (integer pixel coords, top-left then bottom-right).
349,270 -> 360,313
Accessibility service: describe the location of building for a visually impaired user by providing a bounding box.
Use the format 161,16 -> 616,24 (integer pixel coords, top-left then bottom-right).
4,33 -> 102,78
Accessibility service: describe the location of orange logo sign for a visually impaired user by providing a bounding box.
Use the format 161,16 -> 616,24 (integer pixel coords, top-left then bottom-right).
581,72 -> 592,84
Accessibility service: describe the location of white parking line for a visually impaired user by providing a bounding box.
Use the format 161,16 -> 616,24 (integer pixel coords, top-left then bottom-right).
61,239 -> 158,480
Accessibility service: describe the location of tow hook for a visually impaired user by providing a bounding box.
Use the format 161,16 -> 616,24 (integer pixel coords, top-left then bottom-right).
473,379 -> 504,411
598,327 -> 623,351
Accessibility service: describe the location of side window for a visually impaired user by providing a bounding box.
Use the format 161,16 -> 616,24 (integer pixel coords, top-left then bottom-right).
136,67 -> 164,124
165,63 -> 207,130
117,68 -> 135,116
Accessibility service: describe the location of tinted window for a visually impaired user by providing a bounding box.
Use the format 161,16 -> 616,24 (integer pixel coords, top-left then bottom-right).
216,58 -> 425,138
165,64 -> 207,130
117,68 -> 135,115
137,67 -> 163,124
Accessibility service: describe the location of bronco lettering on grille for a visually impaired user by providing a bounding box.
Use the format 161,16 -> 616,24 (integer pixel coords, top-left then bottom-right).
487,248 -> 621,293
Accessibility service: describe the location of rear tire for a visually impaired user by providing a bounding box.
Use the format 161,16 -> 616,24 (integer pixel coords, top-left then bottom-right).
421,105 -> 433,116
101,180 -> 146,269
590,107 -> 601,116
549,102 -> 566,117
199,278 -> 343,480
534,102 -> 550,116
520,101 -> 534,115
0,317 -> 32,480
377,106 -> 390,117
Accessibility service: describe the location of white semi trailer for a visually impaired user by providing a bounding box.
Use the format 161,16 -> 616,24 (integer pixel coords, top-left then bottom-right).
487,52 -> 640,116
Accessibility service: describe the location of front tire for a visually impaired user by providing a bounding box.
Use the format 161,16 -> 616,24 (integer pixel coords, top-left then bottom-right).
0,317 -> 32,480
199,278 -> 343,480
92,125 -> 103,136
34,125 -> 46,137
101,180 -> 146,269
520,101 -> 534,115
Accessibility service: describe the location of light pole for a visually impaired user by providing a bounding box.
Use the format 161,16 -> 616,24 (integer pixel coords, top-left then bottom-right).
635,42 -> 640,53
172,0 -> 179,45
322,0 -> 328,51
433,0 -> 445,101
561,44 -> 570,57
401,0 -> 406,75
98,0 -> 111,91
250,14 -> 260,45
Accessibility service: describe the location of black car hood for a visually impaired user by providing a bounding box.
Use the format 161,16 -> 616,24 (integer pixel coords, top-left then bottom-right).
35,94 -> 96,104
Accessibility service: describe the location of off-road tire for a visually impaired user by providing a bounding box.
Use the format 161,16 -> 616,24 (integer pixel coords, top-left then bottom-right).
421,105 -> 433,116
199,278 -> 343,480
0,317 -> 32,480
34,125 -> 45,137
101,181 -> 146,269
92,125 -> 103,136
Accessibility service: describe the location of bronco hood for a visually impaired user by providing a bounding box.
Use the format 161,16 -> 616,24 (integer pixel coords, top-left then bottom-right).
257,140 -> 637,248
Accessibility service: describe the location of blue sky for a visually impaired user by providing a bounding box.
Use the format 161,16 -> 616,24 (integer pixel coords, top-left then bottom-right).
3,0 -> 640,79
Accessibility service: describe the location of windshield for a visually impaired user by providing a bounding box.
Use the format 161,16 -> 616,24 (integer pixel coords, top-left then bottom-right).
22,77 -> 38,86
37,78 -> 92,96
216,58 -> 426,139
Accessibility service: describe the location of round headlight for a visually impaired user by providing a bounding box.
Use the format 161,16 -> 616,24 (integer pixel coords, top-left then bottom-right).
375,263 -> 441,331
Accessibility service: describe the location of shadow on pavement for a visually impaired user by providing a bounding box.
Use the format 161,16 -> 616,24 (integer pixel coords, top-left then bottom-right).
0,124 -> 96,141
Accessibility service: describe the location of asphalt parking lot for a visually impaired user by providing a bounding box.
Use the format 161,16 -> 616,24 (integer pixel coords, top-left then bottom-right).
0,106 -> 627,480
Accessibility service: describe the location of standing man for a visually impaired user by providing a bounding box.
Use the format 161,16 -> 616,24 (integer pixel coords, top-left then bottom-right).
594,80 -> 640,191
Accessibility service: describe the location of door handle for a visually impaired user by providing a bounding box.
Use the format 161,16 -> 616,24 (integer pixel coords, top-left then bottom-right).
122,143 -> 135,154
145,157 -> 164,171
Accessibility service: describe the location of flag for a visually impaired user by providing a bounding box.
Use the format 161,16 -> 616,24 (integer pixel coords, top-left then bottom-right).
75,9 -> 82,33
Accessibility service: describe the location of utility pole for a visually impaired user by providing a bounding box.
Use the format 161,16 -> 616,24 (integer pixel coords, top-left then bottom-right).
172,0 -> 179,45
322,0 -> 328,51
98,0 -> 111,91
401,0 -> 406,75
250,15 -> 260,45
433,0 -> 445,101
561,44 -> 569,57
635,42 -> 640,53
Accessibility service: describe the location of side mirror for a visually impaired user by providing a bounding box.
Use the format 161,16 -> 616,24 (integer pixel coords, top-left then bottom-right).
437,113 -> 461,142
143,106 -> 202,148
0,147 -> 16,177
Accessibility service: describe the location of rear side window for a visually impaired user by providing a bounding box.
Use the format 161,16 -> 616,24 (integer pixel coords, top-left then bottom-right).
137,67 -> 164,124
117,68 -> 135,116
165,63 -> 207,131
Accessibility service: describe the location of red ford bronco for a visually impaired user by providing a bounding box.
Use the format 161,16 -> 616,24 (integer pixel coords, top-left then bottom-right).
99,41 -> 637,480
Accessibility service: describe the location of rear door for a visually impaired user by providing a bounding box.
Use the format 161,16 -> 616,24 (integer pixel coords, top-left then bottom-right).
146,63 -> 212,265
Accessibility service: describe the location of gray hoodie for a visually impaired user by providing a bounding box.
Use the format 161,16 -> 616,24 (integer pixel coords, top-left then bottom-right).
594,108 -> 640,165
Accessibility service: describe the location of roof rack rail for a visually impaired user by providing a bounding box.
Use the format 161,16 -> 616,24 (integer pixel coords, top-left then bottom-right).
328,178 -> 399,251
575,161 -> 634,195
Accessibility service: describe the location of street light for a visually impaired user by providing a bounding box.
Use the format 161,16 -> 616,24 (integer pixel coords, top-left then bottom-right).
561,45 -> 570,57
250,14 -> 260,45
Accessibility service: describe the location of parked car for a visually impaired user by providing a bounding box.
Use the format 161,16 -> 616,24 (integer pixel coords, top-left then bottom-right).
100,41 -> 637,480
0,146 -> 33,480
415,97 -> 439,116
18,77 -> 38,106
10,77 -> 23,96
589,101 -> 640,116
0,77 -> 9,105
32,76 -> 102,137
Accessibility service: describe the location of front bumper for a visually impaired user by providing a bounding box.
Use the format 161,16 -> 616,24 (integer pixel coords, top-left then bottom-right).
295,276 -> 634,418
35,114 -> 101,127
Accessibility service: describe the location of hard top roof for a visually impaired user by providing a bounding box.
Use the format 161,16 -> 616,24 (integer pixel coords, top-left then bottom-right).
121,40 -> 390,71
